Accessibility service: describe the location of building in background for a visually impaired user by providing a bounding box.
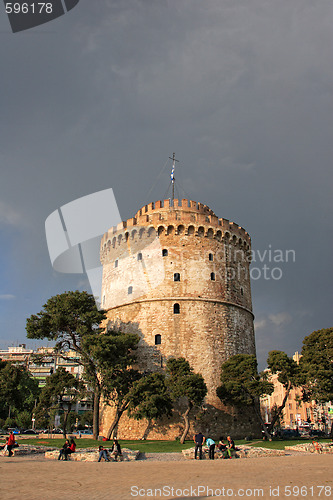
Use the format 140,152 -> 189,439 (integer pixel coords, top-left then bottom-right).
0,344 -> 92,416
0,344 -> 33,368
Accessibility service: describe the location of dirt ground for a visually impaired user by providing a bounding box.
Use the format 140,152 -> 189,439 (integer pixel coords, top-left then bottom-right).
0,454 -> 332,500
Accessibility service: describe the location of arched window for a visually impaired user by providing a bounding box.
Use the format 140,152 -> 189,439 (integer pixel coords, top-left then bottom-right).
115,260 -> 118,268
162,249 -> 168,257
155,334 -> 161,345
209,253 -> 214,261
174,273 -> 180,282
173,303 -> 180,314
137,253 -> 142,261
210,272 -> 215,281
128,286 -> 133,295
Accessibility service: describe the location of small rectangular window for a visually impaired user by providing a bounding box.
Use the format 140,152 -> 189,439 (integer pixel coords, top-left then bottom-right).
128,286 -> 133,294
155,334 -> 161,345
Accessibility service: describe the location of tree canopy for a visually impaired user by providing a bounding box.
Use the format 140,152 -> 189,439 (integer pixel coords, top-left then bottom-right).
0,360 -> 40,427
127,372 -> 173,439
26,290 -> 139,438
166,357 -> 207,443
299,327 -> 333,403
216,354 -> 274,439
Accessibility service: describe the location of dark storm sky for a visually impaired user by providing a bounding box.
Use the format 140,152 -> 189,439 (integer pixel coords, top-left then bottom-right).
0,0 -> 332,368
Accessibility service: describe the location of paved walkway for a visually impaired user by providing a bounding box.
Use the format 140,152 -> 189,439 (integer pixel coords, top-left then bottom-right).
1,454 -> 332,500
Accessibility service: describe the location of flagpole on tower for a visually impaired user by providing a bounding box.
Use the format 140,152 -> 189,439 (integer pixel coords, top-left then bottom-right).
169,152 -> 179,202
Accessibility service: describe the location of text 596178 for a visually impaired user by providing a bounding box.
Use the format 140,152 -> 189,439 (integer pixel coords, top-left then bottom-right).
5,3 -> 53,14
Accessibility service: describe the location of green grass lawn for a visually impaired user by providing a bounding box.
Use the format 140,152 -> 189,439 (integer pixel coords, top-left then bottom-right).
1,436 -> 330,453
0,437 -> 193,453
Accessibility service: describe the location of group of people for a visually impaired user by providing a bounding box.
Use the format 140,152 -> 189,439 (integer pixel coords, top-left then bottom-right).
193,432 -> 236,460
98,439 -> 122,462
57,437 -> 122,462
58,438 -> 76,460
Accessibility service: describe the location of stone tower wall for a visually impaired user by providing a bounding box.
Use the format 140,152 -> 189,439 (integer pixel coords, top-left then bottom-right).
99,199 -> 258,439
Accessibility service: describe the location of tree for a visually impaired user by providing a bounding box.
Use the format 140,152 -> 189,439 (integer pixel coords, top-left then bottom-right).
127,372 -> 173,440
36,367 -> 85,438
166,357 -> 207,444
265,350 -> 299,434
299,328 -> 333,403
0,360 -> 40,425
26,290 -> 139,439
80,326 -> 140,438
216,354 -> 274,440
104,368 -> 141,440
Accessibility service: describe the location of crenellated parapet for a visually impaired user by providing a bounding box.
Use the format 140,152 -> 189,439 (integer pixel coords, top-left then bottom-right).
101,199 -> 251,263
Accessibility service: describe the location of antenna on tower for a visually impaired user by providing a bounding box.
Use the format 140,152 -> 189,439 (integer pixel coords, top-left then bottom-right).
169,152 -> 179,202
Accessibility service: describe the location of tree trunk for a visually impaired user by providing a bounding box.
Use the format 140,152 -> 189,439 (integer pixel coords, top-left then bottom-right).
62,410 -> 68,439
93,388 -> 100,440
142,419 -> 152,440
180,403 -> 192,444
252,399 -> 272,441
62,403 -> 71,439
267,381 -> 292,434
106,405 -> 126,440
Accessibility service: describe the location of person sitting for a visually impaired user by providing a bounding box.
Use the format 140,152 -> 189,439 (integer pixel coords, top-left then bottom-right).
63,438 -> 76,460
98,445 -> 110,462
226,435 -> 236,458
312,439 -> 323,454
217,436 -> 229,459
110,438 -> 122,461
58,439 -> 69,460
58,438 -> 76,460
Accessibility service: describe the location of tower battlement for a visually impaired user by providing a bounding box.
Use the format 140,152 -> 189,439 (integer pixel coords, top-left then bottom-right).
101,199 -> 251,256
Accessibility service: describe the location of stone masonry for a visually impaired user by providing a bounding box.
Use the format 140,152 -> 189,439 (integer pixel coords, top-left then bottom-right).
99,199 -> 259,439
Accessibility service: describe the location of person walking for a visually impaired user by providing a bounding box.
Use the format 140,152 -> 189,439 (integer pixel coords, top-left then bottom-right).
6,431 -> 16,457
206,437 -> 215,460
193,431 -> 205,460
